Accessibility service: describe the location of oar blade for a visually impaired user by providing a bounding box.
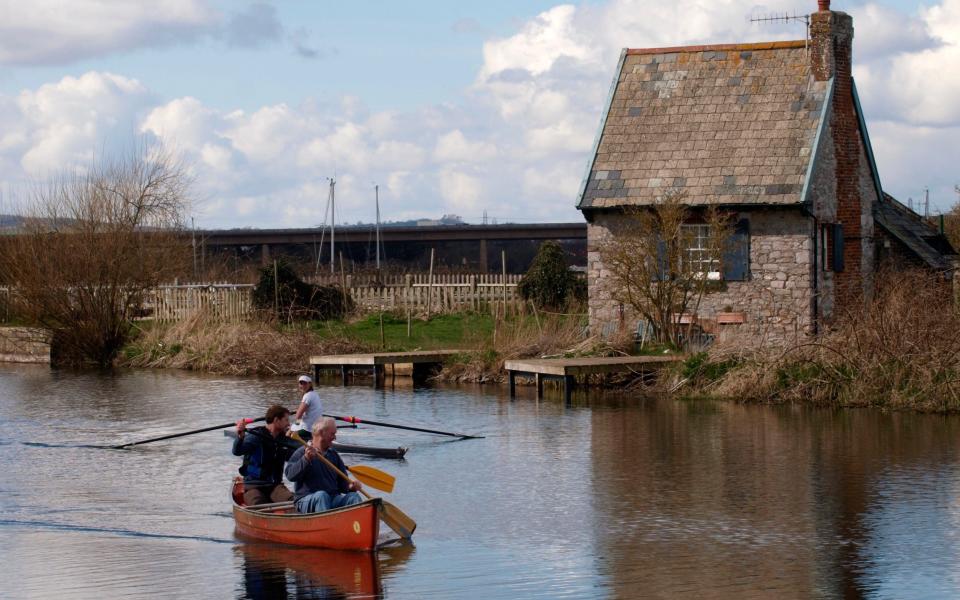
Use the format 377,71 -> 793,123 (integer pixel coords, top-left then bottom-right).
379,501 -> 416,539
348,465 -> 395,493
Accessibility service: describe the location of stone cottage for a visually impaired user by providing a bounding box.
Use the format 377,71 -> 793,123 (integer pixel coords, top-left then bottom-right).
577,0 -> 955,343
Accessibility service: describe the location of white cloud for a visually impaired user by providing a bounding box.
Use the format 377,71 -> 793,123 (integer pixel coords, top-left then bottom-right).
439,169 -> 483,213
141,96 -> 220,151
1,0 -> 958,228
434,130 -> 498,163
853,0 -> 960,125
16,72 -> 153,173
0,0 -> 218,65
375,141 -> 426,170
224,104 -> 309,164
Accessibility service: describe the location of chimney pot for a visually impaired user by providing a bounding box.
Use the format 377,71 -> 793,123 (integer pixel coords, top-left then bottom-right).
818,0 -> 830,11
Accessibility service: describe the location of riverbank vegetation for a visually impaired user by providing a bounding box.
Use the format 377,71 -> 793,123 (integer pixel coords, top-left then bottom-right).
679,269 -> 960,412
0,144 -> 191,367
117,308 -> 616,380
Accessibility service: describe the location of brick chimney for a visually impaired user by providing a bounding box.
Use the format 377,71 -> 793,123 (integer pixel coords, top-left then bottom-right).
810,3 -> 868,311
810,4 -> 853,82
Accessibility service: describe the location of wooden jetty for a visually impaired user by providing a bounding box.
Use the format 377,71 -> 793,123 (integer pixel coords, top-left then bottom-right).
310,350 -> 463,388
504,355 -> 681,402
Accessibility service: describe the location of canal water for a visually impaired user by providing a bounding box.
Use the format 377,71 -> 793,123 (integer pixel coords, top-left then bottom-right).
1,363 -> 959,599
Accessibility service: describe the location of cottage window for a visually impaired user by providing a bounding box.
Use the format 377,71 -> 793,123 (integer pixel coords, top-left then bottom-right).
821,223 -> 844,272
680,224 -> 721,280
655,219 -> 750,282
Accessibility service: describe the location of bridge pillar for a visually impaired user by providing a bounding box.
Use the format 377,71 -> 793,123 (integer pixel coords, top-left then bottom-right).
479,238 -> 488,272
260,243 -> 271,266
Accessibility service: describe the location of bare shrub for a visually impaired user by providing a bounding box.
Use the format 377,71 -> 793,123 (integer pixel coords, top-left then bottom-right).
597,190 -> 733,346
0,145 -> 191,366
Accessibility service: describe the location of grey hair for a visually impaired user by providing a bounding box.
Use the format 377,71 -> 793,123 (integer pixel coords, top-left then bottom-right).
311,417 -> 336,437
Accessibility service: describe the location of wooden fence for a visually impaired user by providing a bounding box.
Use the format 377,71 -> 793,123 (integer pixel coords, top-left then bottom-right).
145,274 -> 524,322
146,283 -> 254,322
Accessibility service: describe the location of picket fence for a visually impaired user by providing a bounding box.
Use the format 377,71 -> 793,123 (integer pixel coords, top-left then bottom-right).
145,274 -> 524,322
146,283 -> 255,322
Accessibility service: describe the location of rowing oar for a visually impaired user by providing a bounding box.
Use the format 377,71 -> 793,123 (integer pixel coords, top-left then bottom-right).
107,409 -> 355,450
109,417 -> 265,449
290,432 -> 416,539
326,414 -> 484,439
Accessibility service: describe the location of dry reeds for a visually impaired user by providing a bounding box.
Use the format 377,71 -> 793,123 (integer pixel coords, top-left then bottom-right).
703,268 -> 960,411
120,311 -> 370,376
437,312 -> 629,384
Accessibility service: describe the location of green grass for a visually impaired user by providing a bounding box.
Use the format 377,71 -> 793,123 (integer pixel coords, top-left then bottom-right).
308,312 -> 498,351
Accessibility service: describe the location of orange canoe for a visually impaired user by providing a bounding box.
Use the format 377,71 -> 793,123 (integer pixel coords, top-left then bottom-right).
231,478 -> 381,551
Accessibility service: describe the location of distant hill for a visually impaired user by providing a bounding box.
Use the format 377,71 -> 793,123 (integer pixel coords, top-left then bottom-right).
0,214 -> 25,231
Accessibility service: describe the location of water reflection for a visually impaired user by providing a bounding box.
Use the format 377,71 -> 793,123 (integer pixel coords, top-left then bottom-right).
3,363 -> 960,598
589,401 -> 960,598
237,542 -> 414,599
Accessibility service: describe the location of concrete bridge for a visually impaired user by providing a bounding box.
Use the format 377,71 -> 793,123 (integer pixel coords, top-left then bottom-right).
199,222 -> 587,272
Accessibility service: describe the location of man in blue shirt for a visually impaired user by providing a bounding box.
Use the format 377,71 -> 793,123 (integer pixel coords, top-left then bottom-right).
285,417 -> 363,513
232,405 -> 296,506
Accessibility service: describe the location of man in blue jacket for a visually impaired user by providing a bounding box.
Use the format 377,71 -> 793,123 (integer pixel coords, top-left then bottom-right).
285,417 -> 363,513
233,405 -> 297,506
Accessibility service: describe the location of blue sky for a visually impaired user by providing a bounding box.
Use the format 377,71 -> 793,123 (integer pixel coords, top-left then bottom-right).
1,0 -> 958,228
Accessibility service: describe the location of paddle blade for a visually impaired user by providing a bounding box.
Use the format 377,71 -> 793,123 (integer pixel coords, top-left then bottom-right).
379,501 -> 416,539
348,465 -> 395,494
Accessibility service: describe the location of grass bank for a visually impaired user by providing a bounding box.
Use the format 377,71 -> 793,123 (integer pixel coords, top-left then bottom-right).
118,309 -> 637,382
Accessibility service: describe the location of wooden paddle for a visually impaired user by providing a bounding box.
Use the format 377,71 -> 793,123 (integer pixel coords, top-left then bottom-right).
326,413 -> 484,439
290,432 -> 416,539
347,465 -> 396,494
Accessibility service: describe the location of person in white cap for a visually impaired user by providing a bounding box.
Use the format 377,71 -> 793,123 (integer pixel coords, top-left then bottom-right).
293,375 -> 323,438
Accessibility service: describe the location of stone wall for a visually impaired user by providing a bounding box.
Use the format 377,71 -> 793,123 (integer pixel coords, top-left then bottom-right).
586,207 -> 813,345
0,327 -> 51,364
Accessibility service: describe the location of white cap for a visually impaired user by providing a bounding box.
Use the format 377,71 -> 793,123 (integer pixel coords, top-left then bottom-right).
298,375 -> 312,384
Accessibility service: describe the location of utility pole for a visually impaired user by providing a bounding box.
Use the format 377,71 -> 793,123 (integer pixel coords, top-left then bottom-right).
191,216 -> 197,279
925,187 -> 930,219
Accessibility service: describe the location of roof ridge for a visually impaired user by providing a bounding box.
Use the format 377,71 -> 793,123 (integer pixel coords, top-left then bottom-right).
626,40 -> 807,55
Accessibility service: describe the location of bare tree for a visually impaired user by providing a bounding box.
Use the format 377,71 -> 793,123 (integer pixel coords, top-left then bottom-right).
597,191 -> 732,347
0,144 -> 191,366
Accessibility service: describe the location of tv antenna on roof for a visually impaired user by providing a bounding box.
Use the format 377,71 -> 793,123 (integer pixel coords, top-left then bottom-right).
749,10 -> 811,49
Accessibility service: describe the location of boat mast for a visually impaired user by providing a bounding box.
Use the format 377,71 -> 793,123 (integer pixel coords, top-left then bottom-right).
314,184 -> 332,275
375,184 -> 381,271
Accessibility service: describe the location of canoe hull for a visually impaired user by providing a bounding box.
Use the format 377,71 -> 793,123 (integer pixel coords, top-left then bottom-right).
333,441 -> 407,459
232,480 -> 381,551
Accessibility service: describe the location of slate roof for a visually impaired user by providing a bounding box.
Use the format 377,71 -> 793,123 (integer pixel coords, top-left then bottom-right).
875,193 -> 957,271
578,41 -> 828,209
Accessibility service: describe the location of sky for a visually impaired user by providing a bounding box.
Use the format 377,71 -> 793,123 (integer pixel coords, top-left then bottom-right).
0,0 -> 957,228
